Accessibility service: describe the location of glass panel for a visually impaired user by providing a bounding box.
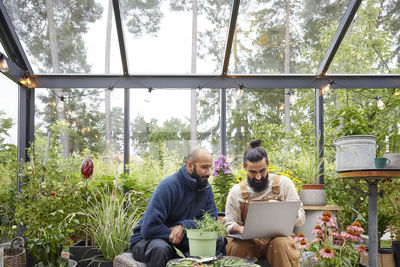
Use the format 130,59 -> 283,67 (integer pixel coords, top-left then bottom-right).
121,0 -> 231,74
35,87 -> 124,154
130,89 -> 191,159
0,74 -> 18,145
3,0 -> 122,74
228,0 -> 350,74
328,0 -> 400,74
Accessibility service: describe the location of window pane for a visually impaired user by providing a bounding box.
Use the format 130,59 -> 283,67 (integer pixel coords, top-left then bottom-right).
121,0 -> 231,74
228,0 -> 350,74
3,0 -> 122,74
328,0 -> 400,74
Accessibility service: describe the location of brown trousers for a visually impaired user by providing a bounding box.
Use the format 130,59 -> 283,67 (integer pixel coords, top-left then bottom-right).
226,236 -> 300,267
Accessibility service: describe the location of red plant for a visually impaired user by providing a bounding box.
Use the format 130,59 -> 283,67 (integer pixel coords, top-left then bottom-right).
50,191 -> 56,197
81,155 -> 94,179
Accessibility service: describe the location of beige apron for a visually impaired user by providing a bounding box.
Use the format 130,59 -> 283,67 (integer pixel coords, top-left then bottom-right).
226,175 -> 300,267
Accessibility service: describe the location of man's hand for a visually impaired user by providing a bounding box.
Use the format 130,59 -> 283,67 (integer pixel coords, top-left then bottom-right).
169,225 -> 184,244
230,225 -> 244,234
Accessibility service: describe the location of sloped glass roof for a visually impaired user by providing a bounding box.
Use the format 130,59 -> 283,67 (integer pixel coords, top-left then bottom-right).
329,0 -> 400,74
228,0 -> 351,74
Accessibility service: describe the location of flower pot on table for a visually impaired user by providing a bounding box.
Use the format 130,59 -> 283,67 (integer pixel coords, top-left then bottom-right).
300,184 -> 326,206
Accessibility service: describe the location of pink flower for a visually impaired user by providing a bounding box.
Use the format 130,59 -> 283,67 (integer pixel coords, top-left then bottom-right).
319,247 -> 334,258
312,225 -> 323,235
316,215 -> 336,228
341,231 -> 363,242
297,239 -> 310,249
356,245 -> 368,255
311,256 -> 319,263
294,232 -> 306,242
347,222 -> 364,234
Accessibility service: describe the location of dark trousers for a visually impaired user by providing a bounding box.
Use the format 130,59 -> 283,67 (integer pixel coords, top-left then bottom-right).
132,237 -> 226,267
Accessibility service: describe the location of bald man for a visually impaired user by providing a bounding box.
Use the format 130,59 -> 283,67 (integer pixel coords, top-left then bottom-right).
130,147 -> 225,266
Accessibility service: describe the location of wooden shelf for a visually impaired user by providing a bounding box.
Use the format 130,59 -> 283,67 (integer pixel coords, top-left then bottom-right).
303,205 -> 343,211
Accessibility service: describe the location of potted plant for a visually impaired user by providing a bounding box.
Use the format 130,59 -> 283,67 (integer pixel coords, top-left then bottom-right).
81,187 -> 141,266
185,211 -> 226,257
294,141 -> 326,206
333,106 -> 377,171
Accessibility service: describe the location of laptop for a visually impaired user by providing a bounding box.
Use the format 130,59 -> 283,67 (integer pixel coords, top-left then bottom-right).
227,201 -> 301,240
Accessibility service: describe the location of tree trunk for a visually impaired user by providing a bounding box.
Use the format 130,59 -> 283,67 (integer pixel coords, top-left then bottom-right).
46,0 -> 69,156
105,0 -> 113,153
284,0 -> 291,131
190,0 -> 198,148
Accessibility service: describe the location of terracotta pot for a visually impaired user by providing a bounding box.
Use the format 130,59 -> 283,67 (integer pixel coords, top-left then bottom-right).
300,184 -> 326,206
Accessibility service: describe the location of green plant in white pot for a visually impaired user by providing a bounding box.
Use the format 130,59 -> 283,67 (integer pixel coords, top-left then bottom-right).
185,211 -> 226,257
294,143 -> 326,206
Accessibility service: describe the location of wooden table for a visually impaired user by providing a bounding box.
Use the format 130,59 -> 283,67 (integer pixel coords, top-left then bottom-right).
337,169 -> 400,267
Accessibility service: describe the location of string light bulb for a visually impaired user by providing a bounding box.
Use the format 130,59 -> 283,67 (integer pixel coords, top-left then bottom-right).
236,88 -> 243,99
144,87 -> 153,103
321,80 -> 334,95
0,52 -> 9,72
236,84 -> 244,100
57,101 -> 64,113
376,97 -> 386,110
288,90 -> 297,105
279,103 -> 285,111
20,73 -> 33,88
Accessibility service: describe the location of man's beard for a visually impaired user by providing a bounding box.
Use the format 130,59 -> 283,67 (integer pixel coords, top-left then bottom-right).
191,165 -> 209,189
247,174 -> 269,192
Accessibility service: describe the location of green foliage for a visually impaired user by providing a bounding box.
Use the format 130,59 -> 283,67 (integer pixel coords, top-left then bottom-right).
332,106 -> 369,136
211,155 -> 236,212
15,179 -> 85,265
189,211 -> 226,238
85,187 -> 141,261
293,137 -> 323,185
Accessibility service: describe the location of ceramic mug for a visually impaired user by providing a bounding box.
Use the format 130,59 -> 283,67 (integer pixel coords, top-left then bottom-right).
374,158 -> 391,169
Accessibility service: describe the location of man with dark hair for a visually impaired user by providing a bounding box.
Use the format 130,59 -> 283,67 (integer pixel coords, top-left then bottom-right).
129,147 -> 225,267
222,140 -> 305,267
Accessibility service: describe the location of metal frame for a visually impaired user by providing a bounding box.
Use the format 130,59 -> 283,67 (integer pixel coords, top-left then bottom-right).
315,0 -> 362,184
222,0 -> 240,75
27,73 -> 400,89
112,0 -> 131,173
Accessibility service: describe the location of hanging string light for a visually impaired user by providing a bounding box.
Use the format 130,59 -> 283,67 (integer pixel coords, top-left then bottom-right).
321,80 -> 334,95
144,87 -> 153,103
279,103 -> 285,111
57,100 -> 64,113
19,73 -> 33,88
0,52 -> 9,72
287,89 -> 297,105
236,84 -> 244,100
376,96 -> 386,110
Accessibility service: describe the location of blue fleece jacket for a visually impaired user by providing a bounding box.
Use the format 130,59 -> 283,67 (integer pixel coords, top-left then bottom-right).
129,164 -> 218,248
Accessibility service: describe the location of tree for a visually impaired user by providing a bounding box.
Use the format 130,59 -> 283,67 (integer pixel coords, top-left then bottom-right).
130,114 -> 190,158
111,106 -> 124,154
0,110 -> 13,151
36,89 -> 106,154
4,0 -> 103,156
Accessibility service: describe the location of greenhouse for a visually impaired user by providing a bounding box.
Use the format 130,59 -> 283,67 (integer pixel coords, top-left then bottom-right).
1,0 -> 400,266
